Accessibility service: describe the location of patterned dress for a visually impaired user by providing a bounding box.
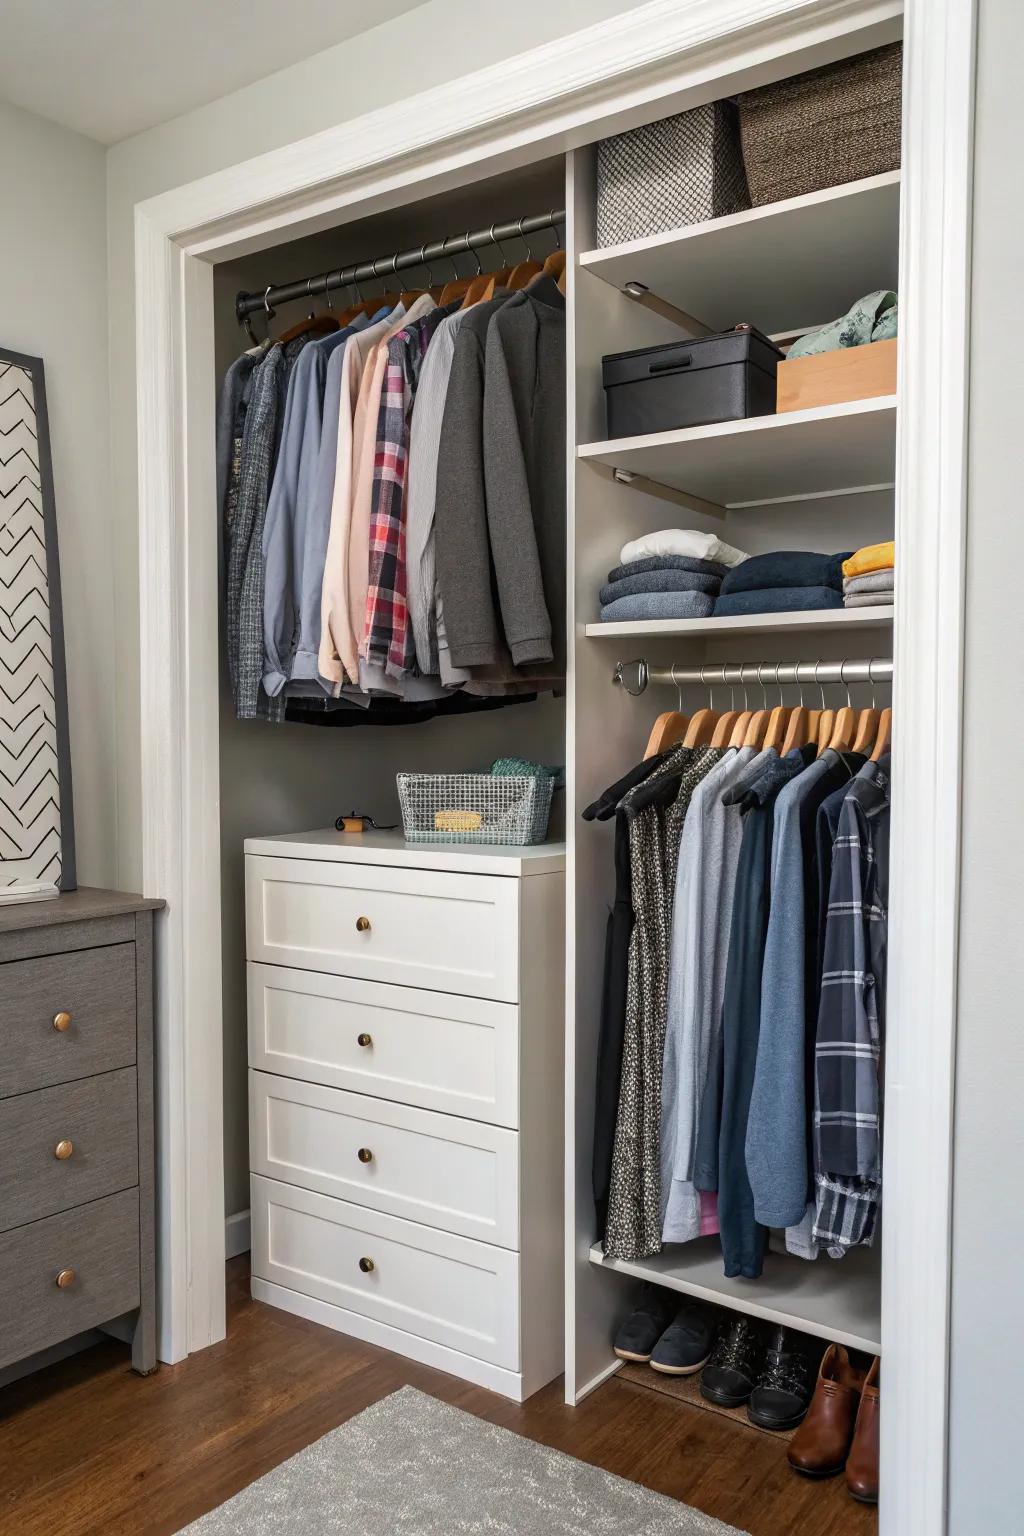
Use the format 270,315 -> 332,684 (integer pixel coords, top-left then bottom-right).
603,746 -> 723,1259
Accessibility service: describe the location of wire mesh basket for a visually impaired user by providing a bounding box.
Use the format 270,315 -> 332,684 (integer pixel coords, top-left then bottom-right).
397,772 -> 556,846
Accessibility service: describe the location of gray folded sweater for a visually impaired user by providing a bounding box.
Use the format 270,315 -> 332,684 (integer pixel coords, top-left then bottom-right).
599,568 -> 721,606
599,590 -> 716,623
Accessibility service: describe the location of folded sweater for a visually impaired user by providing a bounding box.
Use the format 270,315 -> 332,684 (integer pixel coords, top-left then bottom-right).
843,569 -> 895,595
720,549 -> 851,595
714,586 -> 843,616
844,591 -> 895,608
599,569 -> 721,606
606,554 -> 729,584
843,540 -> 895,579
620,529 -> 748,568
601,590 -> 716,623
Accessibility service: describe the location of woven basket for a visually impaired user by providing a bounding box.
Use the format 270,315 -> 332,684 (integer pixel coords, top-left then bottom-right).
397,773 -> 555,846
596,101 -> 750,247
736,42 -> 902,207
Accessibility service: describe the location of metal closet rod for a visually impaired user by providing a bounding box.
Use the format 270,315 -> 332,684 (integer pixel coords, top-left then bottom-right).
613,657 -> 894,696
235,208 -> 566,321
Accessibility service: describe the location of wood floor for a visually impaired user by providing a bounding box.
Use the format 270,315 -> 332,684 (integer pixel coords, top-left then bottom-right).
0,1258 -> 876,1535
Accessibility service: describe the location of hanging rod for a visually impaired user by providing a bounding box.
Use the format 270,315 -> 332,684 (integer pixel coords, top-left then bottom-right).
612,656 -> 893,697
235,208 -> 566,322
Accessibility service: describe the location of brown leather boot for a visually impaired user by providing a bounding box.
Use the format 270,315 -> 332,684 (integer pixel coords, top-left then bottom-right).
787,1344 -> 864,1477
846,1356 -> 880,1503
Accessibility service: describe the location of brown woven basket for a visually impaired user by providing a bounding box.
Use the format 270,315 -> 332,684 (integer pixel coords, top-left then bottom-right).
736,42 -> 902,207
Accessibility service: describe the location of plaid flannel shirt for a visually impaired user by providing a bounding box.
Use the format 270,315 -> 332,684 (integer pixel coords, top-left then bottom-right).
364,309 -> 449,677
813,758 -> 890,1255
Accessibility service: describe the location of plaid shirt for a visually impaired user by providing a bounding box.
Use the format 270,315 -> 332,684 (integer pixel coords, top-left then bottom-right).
364,308 -> 451,677
813,757 -> 890,1254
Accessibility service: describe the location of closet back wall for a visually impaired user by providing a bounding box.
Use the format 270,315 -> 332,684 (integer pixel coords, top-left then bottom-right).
214,200 -> 565,1218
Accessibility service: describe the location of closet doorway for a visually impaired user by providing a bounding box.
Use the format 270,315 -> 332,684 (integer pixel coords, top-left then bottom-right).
133,3 -> 974,1533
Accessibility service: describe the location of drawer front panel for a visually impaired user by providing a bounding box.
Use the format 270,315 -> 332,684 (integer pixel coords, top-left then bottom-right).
0,1067 -> 138,1232
0,943 -> 137,1098
247,964 -> 519,1127
251,1176 -> 519,1369
0,1188 -> 140,1369
246,856 -> 519,1001
250,1072 -> 519,1247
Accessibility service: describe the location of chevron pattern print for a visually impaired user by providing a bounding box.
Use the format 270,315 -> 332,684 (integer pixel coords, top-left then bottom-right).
0,361 -> 61,893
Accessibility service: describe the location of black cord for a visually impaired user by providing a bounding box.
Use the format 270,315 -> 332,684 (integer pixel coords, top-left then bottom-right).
335,812 -> 399,832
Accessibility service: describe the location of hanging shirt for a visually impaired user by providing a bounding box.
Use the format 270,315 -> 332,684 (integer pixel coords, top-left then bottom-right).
319,306 -> 404,690
813,754 -> 890,1256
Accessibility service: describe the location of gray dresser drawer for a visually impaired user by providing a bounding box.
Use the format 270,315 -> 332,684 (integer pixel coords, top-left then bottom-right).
0,1187 -> 140,1369
0,1067 -> 138,1232
0,943 -> 137,1098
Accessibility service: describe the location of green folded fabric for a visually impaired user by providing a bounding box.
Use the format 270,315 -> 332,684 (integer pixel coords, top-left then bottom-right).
788,289 -> 898,359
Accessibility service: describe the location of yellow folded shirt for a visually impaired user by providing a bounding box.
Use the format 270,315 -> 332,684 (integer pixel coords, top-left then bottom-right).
842,540 -> 895,579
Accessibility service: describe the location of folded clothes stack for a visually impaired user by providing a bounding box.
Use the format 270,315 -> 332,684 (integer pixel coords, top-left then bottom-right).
600,529 -> 748,623
842,540 -> 895,607
713,549 -> 852,617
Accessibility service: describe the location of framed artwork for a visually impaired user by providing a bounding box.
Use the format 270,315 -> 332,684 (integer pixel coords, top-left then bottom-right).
0,347 -> 75,900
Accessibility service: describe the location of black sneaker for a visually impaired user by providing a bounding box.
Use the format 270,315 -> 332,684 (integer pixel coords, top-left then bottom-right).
613,1283 -> 679,1363
700,1315 -> 763,1407
747,1326 -> 817,1431
650,1301 -> 715,1376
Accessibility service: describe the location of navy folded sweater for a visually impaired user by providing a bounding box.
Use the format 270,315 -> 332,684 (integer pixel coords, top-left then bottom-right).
719,550 -> 852,595
607,554 -> 729,584
714,586 -> 843,616
599,569 -> 721,606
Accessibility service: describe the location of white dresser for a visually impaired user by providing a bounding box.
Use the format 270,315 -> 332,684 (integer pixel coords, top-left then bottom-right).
245,828 -> 565,1401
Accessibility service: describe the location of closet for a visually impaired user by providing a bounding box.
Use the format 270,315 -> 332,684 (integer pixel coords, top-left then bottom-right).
209,9 -> 902,1516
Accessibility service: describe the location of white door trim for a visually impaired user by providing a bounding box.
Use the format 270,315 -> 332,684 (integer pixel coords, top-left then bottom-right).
134,3 -> 971,1531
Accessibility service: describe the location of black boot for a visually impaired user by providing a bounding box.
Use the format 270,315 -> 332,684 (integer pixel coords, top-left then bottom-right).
700,1315 -> 763,1407
746,1326 -> 818,1431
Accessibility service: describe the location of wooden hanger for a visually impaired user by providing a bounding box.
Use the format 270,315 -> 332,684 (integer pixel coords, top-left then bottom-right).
763,705 -> 791,752
543,248 -> 567,282
871,706 -> 892,761
506,218 -> 544,291
827,705 -> 857,752
781,706 -> 812,756
683,708 -> 718,747
644,710 -> 688,759
729,710 -> 753,749
277,312 -> 339,344
461,273 -> 492,309
815,709 -> 836,755
557,264 -> 567,296
710,711 -> 740,748
743,710 -> 769,748
852,707 -> 882,756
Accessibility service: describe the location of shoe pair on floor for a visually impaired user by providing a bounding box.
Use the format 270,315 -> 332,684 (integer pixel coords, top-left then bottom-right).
613,1286 -> 817,1432
788,1344 -> 879,1505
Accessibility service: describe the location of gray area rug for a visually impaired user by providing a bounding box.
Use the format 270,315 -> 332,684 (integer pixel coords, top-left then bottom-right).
180,1385 -> 747,1535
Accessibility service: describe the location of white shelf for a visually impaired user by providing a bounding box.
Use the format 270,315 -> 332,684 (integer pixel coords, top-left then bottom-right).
590,1239 -> 881,1356
580,172 -> 900,337
579,395 -> 897,508
585,606 -> 893,640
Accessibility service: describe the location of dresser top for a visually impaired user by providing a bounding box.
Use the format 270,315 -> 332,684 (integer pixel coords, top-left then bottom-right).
0,886 -> 164,934
244,828 -> 566,877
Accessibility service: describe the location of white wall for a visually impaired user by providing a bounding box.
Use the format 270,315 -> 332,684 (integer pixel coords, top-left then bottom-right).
0,102 -> 115,886
106,0 -> 651,891
947,1 -> 1024,1527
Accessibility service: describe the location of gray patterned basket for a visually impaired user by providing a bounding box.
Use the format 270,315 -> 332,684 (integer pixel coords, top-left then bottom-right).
595,101 -> 750,247
397,773 -> 556,846
736,43 -> 902,206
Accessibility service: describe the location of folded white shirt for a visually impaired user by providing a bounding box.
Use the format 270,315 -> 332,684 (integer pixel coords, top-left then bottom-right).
619,528 -> 749,569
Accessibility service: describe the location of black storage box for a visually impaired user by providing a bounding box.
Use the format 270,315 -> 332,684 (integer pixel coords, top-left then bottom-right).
602,326 -> 784,439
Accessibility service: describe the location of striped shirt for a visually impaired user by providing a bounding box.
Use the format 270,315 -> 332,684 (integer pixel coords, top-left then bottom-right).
813,757 -> 890,1254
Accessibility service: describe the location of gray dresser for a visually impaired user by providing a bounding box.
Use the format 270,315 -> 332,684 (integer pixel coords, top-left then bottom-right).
0,888 -> 162,1377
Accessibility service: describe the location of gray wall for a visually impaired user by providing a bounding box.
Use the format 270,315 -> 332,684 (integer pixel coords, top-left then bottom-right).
947,1 -> 1024,1528
0,102 -> 115,886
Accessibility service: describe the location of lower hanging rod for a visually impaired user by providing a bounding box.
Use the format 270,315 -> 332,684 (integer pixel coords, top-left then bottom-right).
613,656 -> 893,697
235,207 -> 565,321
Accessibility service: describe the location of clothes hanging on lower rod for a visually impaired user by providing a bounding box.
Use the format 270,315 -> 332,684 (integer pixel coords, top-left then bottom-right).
218,248 -> 566,726
588,712 -> 890,1278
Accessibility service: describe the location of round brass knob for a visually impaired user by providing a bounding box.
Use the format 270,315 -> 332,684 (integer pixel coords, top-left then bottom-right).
358,1256 -> 375,1274
54,1139 -> 74,1161
357,1032 -> 373,1048
356,916 -> 371,933
55,1268 -> 76,1289
357,1147 -> 373,1164
53,1011 -> 73,1033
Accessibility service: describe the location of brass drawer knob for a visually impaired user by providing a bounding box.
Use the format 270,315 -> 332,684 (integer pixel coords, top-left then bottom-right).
55,1268 -> 76,1289
358,1256 -> 375,1274
53,1011 -> 73,1033
54,1139 -> 74,1161
357,1032 -> 373,1048
355,916 -> 371,933
357,1147 -> 373,1164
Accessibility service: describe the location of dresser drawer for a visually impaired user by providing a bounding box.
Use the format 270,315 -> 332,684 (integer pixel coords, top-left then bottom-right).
0,1188 -> 140,1369
250,1071 -> 519,1247
0,1067 -> 138,1233
0,943 -> 137,1098
246,855 -> 520,1001
251,1176 -> 518,1370
247,964 -> 519,1127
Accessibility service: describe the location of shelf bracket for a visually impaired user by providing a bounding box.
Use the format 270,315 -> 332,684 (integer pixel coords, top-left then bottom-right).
623,280 -> 713,338
610,465 -> 726,521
